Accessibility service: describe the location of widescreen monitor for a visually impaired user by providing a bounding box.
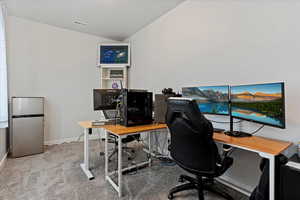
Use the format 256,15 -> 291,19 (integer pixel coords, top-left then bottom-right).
182,85 -> 229,115
231,82 -> 285,128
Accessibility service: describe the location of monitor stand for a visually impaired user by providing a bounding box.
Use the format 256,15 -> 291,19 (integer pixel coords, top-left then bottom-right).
213,128 -> 225,133
224,130 -> 252,138
225,104 -> 252,138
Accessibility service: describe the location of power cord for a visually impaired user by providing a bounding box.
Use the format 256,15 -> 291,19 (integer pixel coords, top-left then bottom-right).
249,125 -> 265,135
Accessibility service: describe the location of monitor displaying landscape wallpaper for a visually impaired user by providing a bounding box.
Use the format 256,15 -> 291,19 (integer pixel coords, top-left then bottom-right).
231,82 -> 285,128
100,45 -> 129,64
182,86 -> 229,115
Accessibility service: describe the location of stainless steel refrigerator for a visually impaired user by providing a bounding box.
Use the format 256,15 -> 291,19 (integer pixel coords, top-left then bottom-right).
10,97 -> 44,158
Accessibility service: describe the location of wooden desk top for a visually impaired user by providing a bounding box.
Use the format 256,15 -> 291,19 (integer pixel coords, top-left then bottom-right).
102,124 -> 168,136
78,121 -> 291,155
213,133 -> 292,155
78,121 -> 168,133
78,121 -> 107,129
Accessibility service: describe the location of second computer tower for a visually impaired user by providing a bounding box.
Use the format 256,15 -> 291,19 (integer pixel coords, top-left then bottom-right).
119,89 -> 153,126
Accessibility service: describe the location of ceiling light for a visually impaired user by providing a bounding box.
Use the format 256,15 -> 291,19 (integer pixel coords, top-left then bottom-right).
74,21 -> 88,26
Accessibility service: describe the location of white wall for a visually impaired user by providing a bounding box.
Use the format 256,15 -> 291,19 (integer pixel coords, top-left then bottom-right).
6,16 -> 115,144
127,0 -> 300,192
0,127 -> 7,163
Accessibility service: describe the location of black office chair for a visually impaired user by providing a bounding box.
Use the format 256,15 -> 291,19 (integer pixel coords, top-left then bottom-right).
166,98 -> 234,200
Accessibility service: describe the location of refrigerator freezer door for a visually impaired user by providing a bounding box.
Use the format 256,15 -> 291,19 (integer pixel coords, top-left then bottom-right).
12,97 -> 44,116
11,117 -> 44,157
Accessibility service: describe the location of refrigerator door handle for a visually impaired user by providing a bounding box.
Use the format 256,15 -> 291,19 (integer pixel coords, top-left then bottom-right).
12,114 -> 45,118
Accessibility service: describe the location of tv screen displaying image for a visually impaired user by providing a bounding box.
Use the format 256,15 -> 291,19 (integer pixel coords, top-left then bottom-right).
182,85 -> 229,115
99,44 -> 129,65
231,82 -> 285,128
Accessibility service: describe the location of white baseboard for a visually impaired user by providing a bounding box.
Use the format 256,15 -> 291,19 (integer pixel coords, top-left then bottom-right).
44,134 -> 101,146
0,152 -> 8,172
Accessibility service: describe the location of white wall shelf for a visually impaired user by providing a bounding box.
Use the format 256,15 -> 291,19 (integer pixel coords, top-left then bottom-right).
100,66 -> 128,89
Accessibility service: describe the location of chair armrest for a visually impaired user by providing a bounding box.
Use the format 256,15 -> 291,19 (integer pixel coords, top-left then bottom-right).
217,157 -> 234,176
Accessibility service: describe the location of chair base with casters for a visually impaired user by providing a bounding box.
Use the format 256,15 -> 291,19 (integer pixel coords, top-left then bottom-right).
107,134 -> 140,162
168,175 -> 234,200
108,145 -> 136,162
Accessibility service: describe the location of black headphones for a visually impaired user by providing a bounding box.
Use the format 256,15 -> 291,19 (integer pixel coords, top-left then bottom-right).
162,88 -> 182,97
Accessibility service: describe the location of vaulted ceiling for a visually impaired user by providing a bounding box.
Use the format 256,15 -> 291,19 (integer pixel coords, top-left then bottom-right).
4,0 -> 185,41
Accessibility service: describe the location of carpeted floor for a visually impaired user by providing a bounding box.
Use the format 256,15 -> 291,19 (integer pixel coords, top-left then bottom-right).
0,140 -> 249,200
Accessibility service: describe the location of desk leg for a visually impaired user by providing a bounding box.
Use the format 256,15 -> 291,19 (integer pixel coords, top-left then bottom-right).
148,131 -> 152,167
80,128 -> 94,180
105,130 -> 108,179
269,155 -> 275,200
105,132 -> 123,197
118,135 -> 123,197
259,152 -> 275,200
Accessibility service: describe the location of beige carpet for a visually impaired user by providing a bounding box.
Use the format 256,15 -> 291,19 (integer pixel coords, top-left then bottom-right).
0,140 -> 248,200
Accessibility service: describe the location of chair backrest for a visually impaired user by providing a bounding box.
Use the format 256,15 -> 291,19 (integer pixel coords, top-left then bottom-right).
166,98 -> 221,175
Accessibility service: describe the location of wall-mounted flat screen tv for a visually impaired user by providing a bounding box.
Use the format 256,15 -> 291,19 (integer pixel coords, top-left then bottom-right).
182,85 -> 229,115
231,82 -> 285,128
98,43 -> 130,66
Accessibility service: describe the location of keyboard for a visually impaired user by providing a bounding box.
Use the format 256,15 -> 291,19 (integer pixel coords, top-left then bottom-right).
91,119 -> 109,126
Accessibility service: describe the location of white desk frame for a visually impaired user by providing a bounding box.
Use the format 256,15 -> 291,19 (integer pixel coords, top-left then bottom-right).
79,125 -> 281,200
104,130 -> 156,197
216,141 -> 276,200
80,128 -> 95,180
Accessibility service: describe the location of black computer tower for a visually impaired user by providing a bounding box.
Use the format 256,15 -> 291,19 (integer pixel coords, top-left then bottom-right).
280,154 -> 300,200
119,89 -> 153,127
